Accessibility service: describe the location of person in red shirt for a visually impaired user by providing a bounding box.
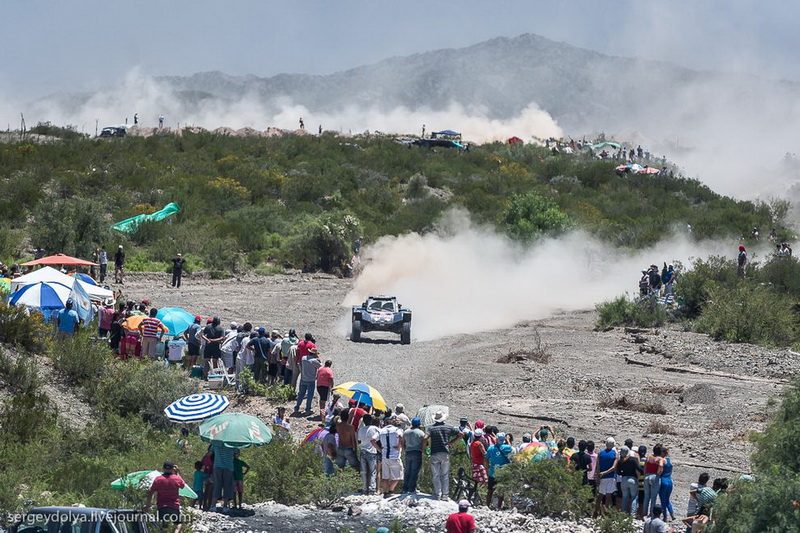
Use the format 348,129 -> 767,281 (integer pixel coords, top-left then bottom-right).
446,500 -> 477,533
146,460 -> 186,532
469,428 -> 488,486
296,333 -> 317,381
348,399 -> 366,430
316,359 -> 334,420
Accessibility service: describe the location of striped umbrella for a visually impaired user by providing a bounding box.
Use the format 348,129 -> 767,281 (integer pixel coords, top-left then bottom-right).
164,393 -> 230,423
8,281 -> 72,309
332,381 -> 387,411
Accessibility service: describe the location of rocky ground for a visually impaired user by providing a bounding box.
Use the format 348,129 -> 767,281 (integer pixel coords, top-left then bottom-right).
119,271 -> 800,532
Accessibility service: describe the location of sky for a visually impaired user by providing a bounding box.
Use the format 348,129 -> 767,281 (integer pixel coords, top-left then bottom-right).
3,0 -> 800,99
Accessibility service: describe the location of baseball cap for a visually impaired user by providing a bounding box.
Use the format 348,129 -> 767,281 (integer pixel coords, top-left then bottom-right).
395,403 -> 404,412
473,428 -> 484,437
619,445 -> 629,456
522,432 -> 532,441
194,315 -> 202,322
230,322 -> 238,329
605,437 -> 615,448
163,460 -> 175,470
257,327 -> 266,334
271,329 -> 280,335
474,420 -> 485,429
411,417 -> 421,427
458,499 -> 470,509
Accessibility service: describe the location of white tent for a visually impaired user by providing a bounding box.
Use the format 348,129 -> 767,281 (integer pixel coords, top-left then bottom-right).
11,266 -> 113,302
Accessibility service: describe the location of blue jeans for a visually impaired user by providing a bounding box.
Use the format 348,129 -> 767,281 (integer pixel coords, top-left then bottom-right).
323,456 -> 335,476
336,447 -> 360,470
621,476 -> 638,516
403,450 -> 423,493
294,380 -> 315,412
643,474 -> 661,515
283,368 -> 293,386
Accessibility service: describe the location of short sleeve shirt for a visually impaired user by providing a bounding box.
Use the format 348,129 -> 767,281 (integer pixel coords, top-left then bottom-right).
427,423 -> 459,454
150,474 -> 185,510
403,428 -> 425,452
445,512 -> 476,533
358,424 -> 380,454
316,366 -> 334,387
58,309 -> 80,333
203,325 -> 225,357
212,443 -> 235,470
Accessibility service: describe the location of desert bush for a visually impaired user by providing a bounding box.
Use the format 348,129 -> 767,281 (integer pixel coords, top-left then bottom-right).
759,255 -> 800,299
49,331 -> 114,385
90,359 -> 199,430
0,303 -> 50,351
502,191 -> 570,242
711,474 -> 800,533
644,420 -> 675,435
595,294 -> 667,329
594,508 -> 637,533
598,395 -> 667,415
696,283 -> 798,346
309,470 -> 361,508
497,327 -> 551,363
30,197 -> 111,258
495,459 -> 592,518
676,255 -> 740,318
282,211 -> 360,273
247,437 -> 323,505
238,368 -> 295,401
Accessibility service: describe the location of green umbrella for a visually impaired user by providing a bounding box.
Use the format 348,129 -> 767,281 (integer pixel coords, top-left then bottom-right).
199,413 -> 272,448
111,470 -> 197,499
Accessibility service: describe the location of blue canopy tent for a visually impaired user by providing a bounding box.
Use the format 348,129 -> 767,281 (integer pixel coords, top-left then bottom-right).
431,129 -> 462,139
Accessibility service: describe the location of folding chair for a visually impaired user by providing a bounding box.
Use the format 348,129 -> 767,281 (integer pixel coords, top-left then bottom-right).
209,358 -> 237,389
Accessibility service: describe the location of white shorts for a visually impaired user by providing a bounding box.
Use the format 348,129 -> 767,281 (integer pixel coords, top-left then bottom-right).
381,457 -> 404,480
598,477 -> 617,495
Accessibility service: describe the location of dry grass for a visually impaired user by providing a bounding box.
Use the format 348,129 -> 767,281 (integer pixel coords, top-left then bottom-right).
598,394 -> 667,415
711,418 -> 734,431
497,327 -> 551,364
647,382 -> 685,395
644,420 -> 675,435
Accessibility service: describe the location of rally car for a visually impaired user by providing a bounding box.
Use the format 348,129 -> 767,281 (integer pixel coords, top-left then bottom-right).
351,295 -> 412,344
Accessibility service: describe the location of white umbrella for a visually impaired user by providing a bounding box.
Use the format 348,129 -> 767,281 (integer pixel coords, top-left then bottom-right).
164,393 -> 231,423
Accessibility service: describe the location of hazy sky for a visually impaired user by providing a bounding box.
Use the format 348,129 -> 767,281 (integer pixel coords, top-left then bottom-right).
4,0 -> 799,98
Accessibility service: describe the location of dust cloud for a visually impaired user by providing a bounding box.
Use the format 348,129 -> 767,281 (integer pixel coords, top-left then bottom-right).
343,209 -> 736,342
8,70 -> 561,142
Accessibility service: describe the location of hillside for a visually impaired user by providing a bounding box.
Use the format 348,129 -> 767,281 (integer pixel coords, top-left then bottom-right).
0,131 -> 783,274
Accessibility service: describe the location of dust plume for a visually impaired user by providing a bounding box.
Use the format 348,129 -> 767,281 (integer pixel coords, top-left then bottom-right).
343,209 -> 736,342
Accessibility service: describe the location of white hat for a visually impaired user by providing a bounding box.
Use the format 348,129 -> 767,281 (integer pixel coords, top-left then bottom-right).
458,499 -> 470,509
605,437 -> 616,448
433,411 -> 448,422
395,403 -> 404,412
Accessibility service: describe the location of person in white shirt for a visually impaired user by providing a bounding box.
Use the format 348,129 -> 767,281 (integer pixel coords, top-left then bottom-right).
378,416 -> 405,498
357,413 -> 380,495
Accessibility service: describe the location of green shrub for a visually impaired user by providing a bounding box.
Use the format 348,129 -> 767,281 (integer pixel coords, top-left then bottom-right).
49,331 -> 114,385
247,437 -> 323,505
494,459 -> 592,518
30,197 -> 111,258
595,294 -> 666,329
594,508 -> 637,533
91,359 -> 199,430
238,368 -> 295,401
759,256 -> 800,300
0,303 -> 50,351
676,255 -> 740,318
309,470 -> 361,508
502,191 -> 570,242
711,474 -> 800,533
696,283 -> 798,346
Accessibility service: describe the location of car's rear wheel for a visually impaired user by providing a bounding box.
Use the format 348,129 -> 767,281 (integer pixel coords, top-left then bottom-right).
400,322 -> 411,345
351,319 -> 362,342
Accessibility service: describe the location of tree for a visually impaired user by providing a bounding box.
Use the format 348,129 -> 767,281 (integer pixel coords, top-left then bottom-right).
30,197 -> 111,258
502,191 -> 570,242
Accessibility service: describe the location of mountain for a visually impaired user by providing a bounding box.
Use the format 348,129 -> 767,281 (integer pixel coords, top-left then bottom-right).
155,33 -> 798,134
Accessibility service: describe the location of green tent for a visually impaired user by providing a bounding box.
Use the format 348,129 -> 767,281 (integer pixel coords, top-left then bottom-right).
111,202 -> 180,233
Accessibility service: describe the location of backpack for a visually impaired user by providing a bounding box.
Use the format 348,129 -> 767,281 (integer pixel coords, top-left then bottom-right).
194,325 -> 205,344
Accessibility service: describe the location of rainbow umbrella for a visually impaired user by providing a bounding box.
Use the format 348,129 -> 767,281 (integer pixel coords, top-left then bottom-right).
301,427 -> 325,445
332,381 -> 387,411
515,441 -> 550,463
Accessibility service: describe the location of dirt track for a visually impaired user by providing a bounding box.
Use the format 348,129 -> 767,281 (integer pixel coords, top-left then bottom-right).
125,271 -> 797,517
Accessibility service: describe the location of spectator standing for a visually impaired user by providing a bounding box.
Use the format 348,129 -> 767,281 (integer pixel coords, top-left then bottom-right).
267,330 -> 282,385
335,409 -> 360,471
593,438 -> 618,517
98,246 -> 108,283
295,333 -> 317,386
98,303 -> 114,337
643,444 -> 665,516
316,360 -> 334,419
394,404 -> 411,430
322,422 -> 338,476
426,411 -> 463,501
485,432 -> 514,509
114,245 -> 125,284
232,450 -> 250,510
445,499 -> 476,533
145,461 -> 186,533
56,299 -> 81,340
358,413 -> 380,495
616,445 -> 639,516
171,253 -> 185,288
658,447 -> 675,521
182,315 -> 203,371
281,328 -> 300,385
202,317 -> 225,378
220,323 -> 240,371
737,245 -> 748,278
210,442 -> 235,511
139,308 -> 167,360
294,345 -> 322,414
378,416 -> 404,497
191,461 -> 206,509
402,417 -> 426,494
247,328 -> 272,383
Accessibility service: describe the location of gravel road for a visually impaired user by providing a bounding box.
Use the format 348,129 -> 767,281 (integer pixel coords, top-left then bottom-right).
123,271 -> 797,530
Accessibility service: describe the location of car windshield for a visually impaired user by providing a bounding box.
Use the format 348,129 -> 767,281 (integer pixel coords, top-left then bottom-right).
15,514 -> 100,533
367,300 -> 396,312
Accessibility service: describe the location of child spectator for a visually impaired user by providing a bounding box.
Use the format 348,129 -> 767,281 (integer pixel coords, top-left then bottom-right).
192,461 -> 206,508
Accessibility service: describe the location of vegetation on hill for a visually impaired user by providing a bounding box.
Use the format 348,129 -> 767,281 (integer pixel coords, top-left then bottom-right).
0,128 -> 785,276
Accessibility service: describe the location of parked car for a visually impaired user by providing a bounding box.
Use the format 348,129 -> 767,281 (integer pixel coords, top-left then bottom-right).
99,126 -> 127,138
9,507 -> 150,533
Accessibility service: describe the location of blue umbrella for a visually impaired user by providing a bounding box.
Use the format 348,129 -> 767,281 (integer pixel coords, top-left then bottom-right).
72,272 -> 97,285
8,281 -> 72,309
164,393 -> 230,423
156,307 -> 195,336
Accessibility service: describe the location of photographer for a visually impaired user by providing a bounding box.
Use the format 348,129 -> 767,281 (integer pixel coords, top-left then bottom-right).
146,460 -> 186,533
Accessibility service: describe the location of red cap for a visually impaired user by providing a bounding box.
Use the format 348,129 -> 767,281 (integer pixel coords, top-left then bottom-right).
195,315 -> 202,321
474,420 -> 485,429
739,245 -> 746,251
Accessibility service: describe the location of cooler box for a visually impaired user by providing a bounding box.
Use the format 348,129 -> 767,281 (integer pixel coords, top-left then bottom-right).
189,365 -> 204,379
168,340 -> 187,362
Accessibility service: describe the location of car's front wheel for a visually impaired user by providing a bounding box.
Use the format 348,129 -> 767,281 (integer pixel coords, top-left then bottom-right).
400,322 -> 411,345
351,319 -> 362,342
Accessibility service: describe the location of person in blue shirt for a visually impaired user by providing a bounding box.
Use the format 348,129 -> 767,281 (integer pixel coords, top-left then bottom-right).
593,437 -> 619,518
56,299 -> 81,340
485,432 -> 515,510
